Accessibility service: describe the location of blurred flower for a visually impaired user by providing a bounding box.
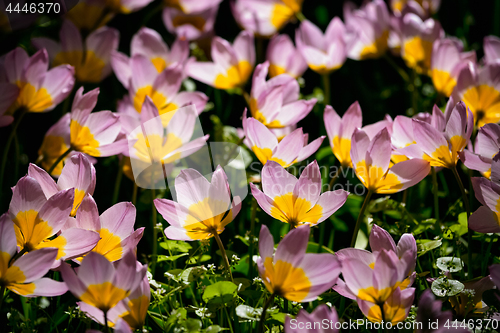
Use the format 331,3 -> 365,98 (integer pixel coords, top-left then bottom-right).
351,128 -> 430,194
401,101 -> 473,169
187,30 -> 255,89
243,114 -> 324,167
431,38 -> 476,97
60,251 -> 147,312
28,153 -> 96,216
258,224 -> 341,302
0,82 -> 19,127
249,62 -> 316,128
162,3 -> 219,41
324,102 -> 362,168
469,158 -> 500,233
285,304 -> 339,333
461,123 -> 500,178
484,35 -> 500,64
112,27 -> 189,80
343,0 -> 391,60
70,87 -> 127,157
154,166 -> 241,240
1,47 -> 74,114
334,224 -> 417,300
452,62 -> 500,126
66,195 -> 144,262
296,19 -> 346,74
390,0 -> 441,17
400,13 -> 443,74
164,0 -> 222,13
416,289 -> 470,333
103,0 -> 153,14
7,176 -> 100,266
32,20 -> 119,83
122,99 -> 209,185
231,0 -> 301,37
65,0 -> 114,32
266,34 -> 307,78
78,263 -> 150,330
0,214 -> 68,297
250,161 -> 348,228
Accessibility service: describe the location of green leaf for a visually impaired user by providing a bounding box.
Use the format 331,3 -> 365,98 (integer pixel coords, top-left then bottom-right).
236,305 -> 262,321
436,257 -> 464,273
180,266 -> 207,284
413,219 -> 436,235
157,253 -> 189,262
160,240 -> 192,253
431,277 -> 464,297
202,281 -> 238,305
187,254 -> 211,264
315,146 -> 333,161
306,242 -> 335,254
417,239 -> 442,257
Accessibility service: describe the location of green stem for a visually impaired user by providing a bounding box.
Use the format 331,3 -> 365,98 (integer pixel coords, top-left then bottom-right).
351,189 -> 373,248
151,189 -> 158,276
451,166 -> 472,278
47,147 -> 72,175
295,11 -> 306,21
379,304 -> 390,332
223,136 -> 245,167
213,231 -> 233,282
224,306 -> 235,333
432,167 -> 439,222
411,69 -> 419,114
0,285 -> 6,310
249,198 -> 257,279
103,310 -> 110,333
9,247 -> 28,266
112,158 -> 125,204
328,166 -> 342,190
383,54 -> 410,82
258,294 -> 275,333
322,74 -> 331,106
132,183 -> 138,206
482,238 -> 494,276
0,109 -> 26,201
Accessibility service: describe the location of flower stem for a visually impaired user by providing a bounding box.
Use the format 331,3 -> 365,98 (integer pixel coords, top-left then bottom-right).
258,293 -> 275,333
383,54 -> 410,82
47,147 -> 73,175
351,189 -> 373,248
248,198 -> 257,279
379,303 -> 390,332
0,108 -> 26,201
132,183 -> 138,206
432,167 -> 439,222
213,231 -> 233,282
112,157 -> 125,204
322,73 -> 331,106
451,166 -> 472,278
328,165 -> 342,190
0,285 -> 6,310
103,310 -> 110,333
151,189 -> 158,276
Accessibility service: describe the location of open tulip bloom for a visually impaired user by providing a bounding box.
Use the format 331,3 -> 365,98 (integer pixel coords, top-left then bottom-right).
1,47 -> 74,114
187,30 -> 255,90
249,62 -> 316,128
7,175 -> 100,267
257,224 -> 341,303
60,251 -> 147,315
461,123 -> 500,178
250,161 -> 349,228
243,113 -> 324,168
32,20 -> 119,83
0,215 -> 68,297
266,34 -> 307,78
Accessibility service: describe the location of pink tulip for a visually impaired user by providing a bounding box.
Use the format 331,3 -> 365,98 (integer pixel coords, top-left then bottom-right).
400,13 -> 443,74
351,128 -> 430,194
257,224 -> 341,302
2,47 -> 74,113
28,153 -> 96,216
32,20 -> 119,83
111,27 -> 190,86
250,161 -> 348,228
164,0 -> 222,13
60,251 -> 147,313
431,38 -> 476,97
243,113 -> 324,168
154,165 -> 241,241
266,34 -> 307,78
390,0 -> 441,17
0,82 -> 19,127
0,214 -> 68,297
484,35 -> 500,64
324,102 -> 362,168
461,123 -> 500,179
452,62 -> 500,126
469,159 -> 500,233
162,3 -> 219,41
249,62 -> 316,128
187,30 -> 255,89
344,0 -> 391,60
231,0 -> 300,37
7,175 -> 100,267
285,304 -> 339,333
358,287 -> 415,324
70,87 -> 128,157
296,19 -> 347,74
